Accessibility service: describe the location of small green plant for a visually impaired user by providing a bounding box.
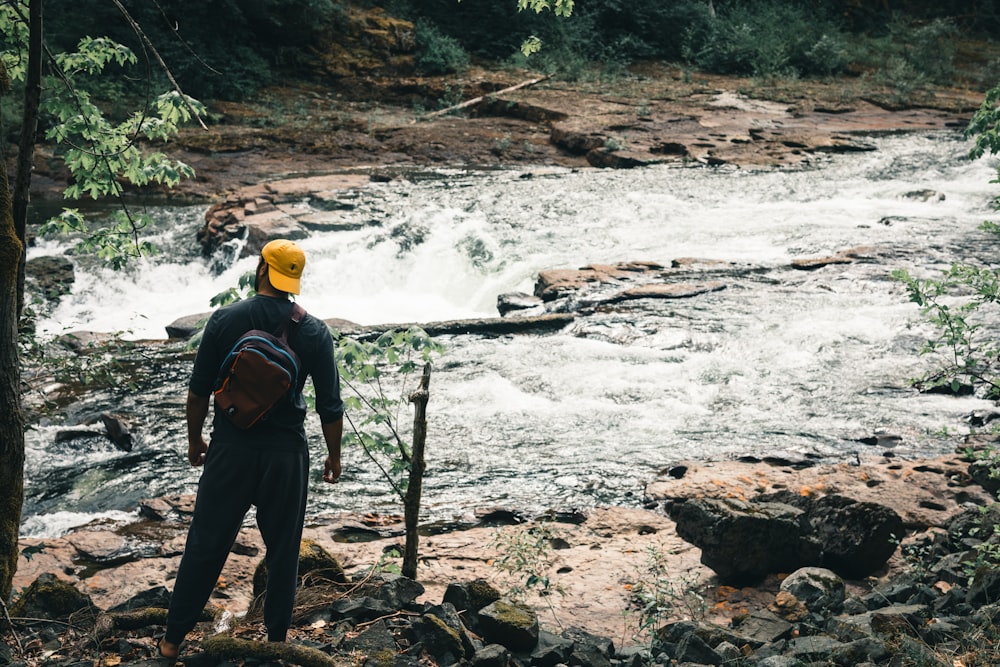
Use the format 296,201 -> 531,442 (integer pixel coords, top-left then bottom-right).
967,540 -> 1000,593
893,79 -> 1000,406
492,133 -> 512,155
625,546 -> 706,646
892,532 -> 937,584
892,263 -> 1000,398
438,84 -> 466,111
603,136 -> 626,152
337,328 -> 443,493
962,444 -> 1000,481
374,545 -> 404,576
491,523 -> 560,600
337,328 -> 443,578
490,522 -> 565,627
415,19 -> 470,75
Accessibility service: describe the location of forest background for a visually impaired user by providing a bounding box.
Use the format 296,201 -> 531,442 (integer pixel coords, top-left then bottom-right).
15,0 -> 1000,114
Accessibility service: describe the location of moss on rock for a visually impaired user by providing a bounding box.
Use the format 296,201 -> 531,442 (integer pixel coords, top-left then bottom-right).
252,539 -> 347,598
10,573 -> 92,620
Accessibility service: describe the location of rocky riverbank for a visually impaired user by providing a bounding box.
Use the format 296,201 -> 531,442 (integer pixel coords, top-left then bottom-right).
7,447 -> 1000,666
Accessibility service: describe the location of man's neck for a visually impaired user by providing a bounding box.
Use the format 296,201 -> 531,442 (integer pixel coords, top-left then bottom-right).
256,286 -> 289,299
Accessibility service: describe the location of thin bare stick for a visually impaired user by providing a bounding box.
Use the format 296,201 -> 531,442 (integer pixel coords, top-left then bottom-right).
0,597 -> 25,657
420,74 -> 551,120
151,0 -> 223,76
110,0 -> 208,130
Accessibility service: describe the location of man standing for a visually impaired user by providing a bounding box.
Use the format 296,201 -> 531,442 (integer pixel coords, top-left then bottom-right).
159,239 -> 344,659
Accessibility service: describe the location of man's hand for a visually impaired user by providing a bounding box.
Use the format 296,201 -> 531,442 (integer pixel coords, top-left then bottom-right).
321,417 -> 344,484
323,454 -> 341,483
186,390 -> 210,467
188,436 -> 208,466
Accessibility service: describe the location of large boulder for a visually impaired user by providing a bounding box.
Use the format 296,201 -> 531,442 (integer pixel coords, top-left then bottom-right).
758,492 -> 904,579
667,497 -> 821,584
669,493 -> 903,583
252,539 -> 346,599
477,599 -> 539,653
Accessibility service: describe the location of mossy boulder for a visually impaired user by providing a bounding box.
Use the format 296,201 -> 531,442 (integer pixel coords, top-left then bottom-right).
409,613 -> 467,664
10,573 -> 92,620
252,539 -> 347,598
477,599 -> 539,653
467,577 -> 502,610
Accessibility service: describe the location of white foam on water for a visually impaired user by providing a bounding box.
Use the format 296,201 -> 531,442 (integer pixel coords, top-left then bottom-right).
22,131 -> 1000,525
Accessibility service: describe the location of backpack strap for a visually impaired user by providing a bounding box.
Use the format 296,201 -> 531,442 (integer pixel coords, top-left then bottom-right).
276,303 -> 307,341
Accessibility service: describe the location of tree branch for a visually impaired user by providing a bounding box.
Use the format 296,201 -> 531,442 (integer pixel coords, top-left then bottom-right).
419,74 -> 551,120
110,0 -> 207,130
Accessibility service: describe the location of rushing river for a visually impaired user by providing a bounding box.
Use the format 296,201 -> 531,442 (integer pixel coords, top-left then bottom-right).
22,131 -> 1000,538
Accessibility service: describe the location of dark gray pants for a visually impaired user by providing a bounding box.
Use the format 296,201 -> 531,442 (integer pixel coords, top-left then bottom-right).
165,439 -> 309,644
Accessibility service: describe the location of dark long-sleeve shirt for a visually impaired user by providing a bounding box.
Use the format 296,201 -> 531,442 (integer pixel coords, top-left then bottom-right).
189,294 -> 344,450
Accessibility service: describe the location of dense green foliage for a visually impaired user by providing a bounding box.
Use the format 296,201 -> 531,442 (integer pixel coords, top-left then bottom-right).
24,0 -> 1000,102
414,19 -> 470,75
389,0 -> 994,83
682,1 -> 849,77
42,0 -> 348,100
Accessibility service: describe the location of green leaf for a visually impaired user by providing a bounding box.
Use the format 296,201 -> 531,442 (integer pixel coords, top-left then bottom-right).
520,36 -> 543,57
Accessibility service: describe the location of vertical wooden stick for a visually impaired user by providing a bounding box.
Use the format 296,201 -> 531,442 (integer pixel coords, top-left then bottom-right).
402,363 -> 431,579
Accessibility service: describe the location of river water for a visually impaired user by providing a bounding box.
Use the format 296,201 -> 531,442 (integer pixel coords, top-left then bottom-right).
22,131 -> 1000,538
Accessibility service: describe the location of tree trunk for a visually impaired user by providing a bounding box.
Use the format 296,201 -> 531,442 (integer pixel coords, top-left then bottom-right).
402,363 -> 430,580
0,64 -> 26,603
14,0 -> 43,318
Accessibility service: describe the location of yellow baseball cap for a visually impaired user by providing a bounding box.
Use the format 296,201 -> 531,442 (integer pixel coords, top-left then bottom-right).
261,239 -> 306,294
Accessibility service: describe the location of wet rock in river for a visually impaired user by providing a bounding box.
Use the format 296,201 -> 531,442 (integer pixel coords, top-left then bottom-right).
25,254 -> 75,301
165,311 -> 211,339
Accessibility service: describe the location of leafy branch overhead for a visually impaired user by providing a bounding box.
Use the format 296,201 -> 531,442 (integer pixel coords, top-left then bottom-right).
457,0 -> 574,15
0,2 -> 205,266
517,0 -> 575,16
455,0 -> 574,56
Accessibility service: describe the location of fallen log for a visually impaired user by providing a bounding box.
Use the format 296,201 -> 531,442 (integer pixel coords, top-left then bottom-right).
336,312 -> 574,341
420,74 -> 552,120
